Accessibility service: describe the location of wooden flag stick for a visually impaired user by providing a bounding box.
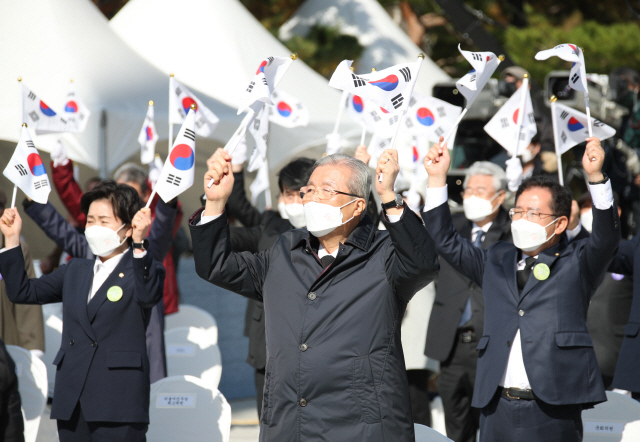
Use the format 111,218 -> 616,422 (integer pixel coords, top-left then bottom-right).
10,185 -> 17,209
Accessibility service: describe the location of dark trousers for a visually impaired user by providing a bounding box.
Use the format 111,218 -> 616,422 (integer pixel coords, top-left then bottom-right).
480,391 -> 583,442
146,301 -> 167,384
407,369 -> 432,427
437,334 -> 479,442
255,367 -> 266,419
57,404 -> 148,442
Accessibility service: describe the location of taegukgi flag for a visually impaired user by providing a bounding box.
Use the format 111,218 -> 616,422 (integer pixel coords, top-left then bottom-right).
155,108 -> 196,202
250,159 -> 270,205
456,45 -> 501,108
62,81 -> 91,133
21,83 -> 69,135
404,94 -> 462,145
138,102 -> 159,164
535,44 -> 588,93
329,59 -> 421,113
484,85 -> 537,156
3,125 -> 50,204
552,102 -> 615,154
248,105 -> 270,172
169,76 -> 219,137
239,56 -> 294,115
267,89 -> 309,128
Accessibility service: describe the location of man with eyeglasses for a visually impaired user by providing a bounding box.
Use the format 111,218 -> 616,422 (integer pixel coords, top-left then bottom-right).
189,148 -> 439,442
422,135 -> 619,442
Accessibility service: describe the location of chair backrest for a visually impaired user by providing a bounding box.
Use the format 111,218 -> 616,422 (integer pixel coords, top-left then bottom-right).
165,326 -> 222,390
6,345 -> 48,442
582,391 -> 640,442
414,423 -> 454,442
429,395 -> 448,437
148,375 -> 231,442
165,305 -> 218,339
41,303 -> 63,398
621,420 -> 640,441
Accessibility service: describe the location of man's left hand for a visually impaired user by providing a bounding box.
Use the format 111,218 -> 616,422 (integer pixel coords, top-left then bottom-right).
131,208 -> 152,244
376,149 -> 402,215
583,137 -> 605,182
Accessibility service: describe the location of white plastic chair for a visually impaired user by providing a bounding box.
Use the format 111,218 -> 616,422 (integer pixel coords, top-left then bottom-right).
414,423 -> 454,441
148,375 -> 231,442
582,391 -> 640,441
165,326 -> 222,390
165,305 -> 218,340
6,345 -> 48,442
430,395 -> 447,437
41,303 -> 63,398
621,420 -> 640,441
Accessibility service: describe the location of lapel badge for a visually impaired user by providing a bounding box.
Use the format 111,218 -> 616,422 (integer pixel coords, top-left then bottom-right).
118,273 -> 124,278
533,263 -> 550,281
107,286 -> 124,302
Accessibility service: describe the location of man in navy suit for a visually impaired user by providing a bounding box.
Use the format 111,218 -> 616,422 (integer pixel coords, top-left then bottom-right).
422,136 -> 619,442
0,181 -> 165,442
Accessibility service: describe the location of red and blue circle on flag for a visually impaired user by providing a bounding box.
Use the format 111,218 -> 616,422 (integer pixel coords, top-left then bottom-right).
170,144 -> 194,171
352,95 -> 364,113
182,97 -> 197,115
65,101 -> 78,113
567,117 -> 584,132
39,101 -> 56,117
145,126 -> 154,141
416,107 -> 435,126
368,75 -> 399,91
27,153 -> 47,176
412,146 -> 419,162
256,60 -> 268,75
277,101 -> 292,117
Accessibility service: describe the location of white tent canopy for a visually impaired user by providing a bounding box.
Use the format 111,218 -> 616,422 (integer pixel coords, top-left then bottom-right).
0,0 -> 238,175
110,0 -> 358,170
279,0 -> 450,96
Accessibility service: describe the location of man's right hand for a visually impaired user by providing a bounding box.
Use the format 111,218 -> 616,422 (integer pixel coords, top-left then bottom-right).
204,149 -> 234,216
0,208 -> 22,249
424,136 -> 449,188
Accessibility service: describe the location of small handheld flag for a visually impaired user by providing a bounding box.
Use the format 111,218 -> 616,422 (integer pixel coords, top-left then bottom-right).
239,56 -> 295,115
267,89 -> 309,128
405,94 -> 462,145
21,82 -> 70,135
3,124 -> 51,205
138,101 -> 159,165
62,80 -> 91,133
169,76 -> 219,137
247,105 -> 270,172
455,45 -> 501,108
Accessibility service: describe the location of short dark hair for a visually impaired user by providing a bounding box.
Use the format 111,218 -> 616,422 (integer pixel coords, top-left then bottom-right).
277,158 -> 315,192
80,180 -> 143,226
515,175 -> 571,218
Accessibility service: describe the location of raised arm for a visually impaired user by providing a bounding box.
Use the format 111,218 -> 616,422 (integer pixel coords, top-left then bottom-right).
421,137 -> 488,286
147,198 -> 178,262
131,207 -> 166,308
50,159 -> 86,226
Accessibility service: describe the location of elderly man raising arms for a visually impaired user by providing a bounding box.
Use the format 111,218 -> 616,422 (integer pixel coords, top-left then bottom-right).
189,148 -> 439,442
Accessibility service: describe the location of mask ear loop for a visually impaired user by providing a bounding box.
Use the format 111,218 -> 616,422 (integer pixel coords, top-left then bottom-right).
542,217 -> 560,244
338,198 -> 360,226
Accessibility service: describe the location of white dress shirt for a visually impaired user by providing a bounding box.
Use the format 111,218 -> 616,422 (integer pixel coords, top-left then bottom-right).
88,248 -> 147,303
424,180 -> 615,389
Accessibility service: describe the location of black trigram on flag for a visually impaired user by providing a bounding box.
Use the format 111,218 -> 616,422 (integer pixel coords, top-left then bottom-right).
15,164 -> 27,176
352,74 -> 366,87
267,56 -> 274,64
560,110 -> 569,120
254,119 -> 261,130
183,128 -> 195,142
593,119 -> 604,128
437,107 -> 446,118
405,118 -> 413,128
571,73 -> 580,84
29,111 -> 39,122
296,103 -> 303,110
500,118 -> 509,129
561,131 -> 567,143
262,77 -> 268,86
409,97 -> 417,107
370,111 -> 381,122
527,112 -> 535,124
34,180 -> 48,189
246,82 -> 255,93
26,141 -> 35,149
27,91 -> 36,101
435,127 -> 444,137
167,174 -> 182,186
399,67 -> 411,83
175,87 -> 182,96
391,94 -> 403,109
472,53 -> 482,61
195,119 -> 205,129
389,115 -> 399,125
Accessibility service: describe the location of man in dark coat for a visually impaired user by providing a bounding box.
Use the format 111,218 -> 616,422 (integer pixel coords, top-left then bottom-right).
423,136 -> 619,442
0,338 -> 23,442
190,148 -> 439,442
224,153 -> 315,417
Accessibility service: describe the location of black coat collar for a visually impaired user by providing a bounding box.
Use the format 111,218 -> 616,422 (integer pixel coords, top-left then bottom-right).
291,215 -> 376,253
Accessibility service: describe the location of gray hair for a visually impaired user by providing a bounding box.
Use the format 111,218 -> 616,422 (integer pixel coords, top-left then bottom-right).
463,161 -> 507,192
113,162 -> 149,193
311,154 -> 371,209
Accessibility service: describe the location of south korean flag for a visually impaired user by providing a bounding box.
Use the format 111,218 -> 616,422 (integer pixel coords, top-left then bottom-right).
169,77 -> 219,137
267,89 -> 309,128
154,108 -> 196,203
535,44 -> 588,93
239,56 -> 294,115
21,84 -> 69,135
484,85 -> 537,156
455,45 -> 501,108
62,81 -> 91,133
138,102 -> 159,164
405,94 -> 462,145
3,125 -> 51,204
247,105 -> 270,172
552,102 -> 615,154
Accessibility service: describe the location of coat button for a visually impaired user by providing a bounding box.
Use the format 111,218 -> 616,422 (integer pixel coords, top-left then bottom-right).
299,343 -> 308,352
299,398 -> 307,407
91,341 -> 97,347
308,292 -> 317,301
518,310 -> 525,317
70,340 -> 75,346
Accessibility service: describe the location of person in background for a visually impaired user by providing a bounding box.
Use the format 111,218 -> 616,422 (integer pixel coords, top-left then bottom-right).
0,338 -> 23,442
505,130 -> 559,193
0,189 -> 44,357
0,181 -> 165,442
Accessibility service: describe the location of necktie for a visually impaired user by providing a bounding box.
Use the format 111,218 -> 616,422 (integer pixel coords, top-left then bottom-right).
516,256 -> 536,293
459,231 -> 486,327
321,255 -> 335,268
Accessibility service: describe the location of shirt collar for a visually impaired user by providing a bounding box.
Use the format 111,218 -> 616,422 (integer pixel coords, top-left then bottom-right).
93,248 -> 129,275
472,221 -> 493,234
291,214 -> 376,253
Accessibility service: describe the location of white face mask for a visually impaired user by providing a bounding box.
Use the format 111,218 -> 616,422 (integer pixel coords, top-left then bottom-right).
511,218 -> 558,252
284,203 -> 306,228
277,201 -> 289,220
303,200 -> 357,238
85,224 -> 127,257
580,209 -> 593,233
463,193 -> 501,222
520,148 -> 535,163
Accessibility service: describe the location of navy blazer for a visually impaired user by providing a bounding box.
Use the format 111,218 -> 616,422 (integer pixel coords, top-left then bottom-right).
0,246 -> 165,423
608,232 -> 640,392
422,200 -> 620,408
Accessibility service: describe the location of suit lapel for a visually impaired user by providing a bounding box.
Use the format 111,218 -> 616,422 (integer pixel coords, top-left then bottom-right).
519,249 -> 561,304
502,248 -> 520,303
75,261 -> 97,341
87,251 -> 133,322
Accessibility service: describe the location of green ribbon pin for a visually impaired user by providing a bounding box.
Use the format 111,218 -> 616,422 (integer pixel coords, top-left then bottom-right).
533,263 -> 550,281
107,286 -> 123,302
